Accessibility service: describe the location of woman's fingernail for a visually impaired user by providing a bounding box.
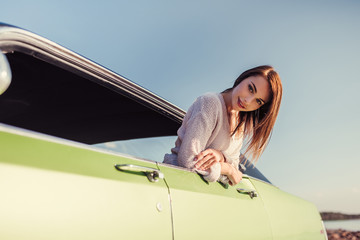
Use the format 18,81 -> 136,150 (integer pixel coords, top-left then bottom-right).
194,157 -> 197,161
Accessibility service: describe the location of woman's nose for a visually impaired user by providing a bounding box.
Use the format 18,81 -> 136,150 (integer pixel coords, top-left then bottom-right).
245,96 -> 255,104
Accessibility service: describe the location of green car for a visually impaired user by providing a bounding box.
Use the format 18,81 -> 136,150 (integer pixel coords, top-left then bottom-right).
0,23 -> 327,240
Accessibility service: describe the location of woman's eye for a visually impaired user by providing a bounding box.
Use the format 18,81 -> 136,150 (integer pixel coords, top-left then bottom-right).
248,84 -> 253,93
256,99 -> 262,105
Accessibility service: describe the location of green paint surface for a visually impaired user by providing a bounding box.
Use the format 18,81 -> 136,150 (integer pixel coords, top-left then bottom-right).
0,129 -> 172,240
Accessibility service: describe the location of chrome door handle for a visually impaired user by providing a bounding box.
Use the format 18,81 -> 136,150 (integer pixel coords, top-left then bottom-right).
115,164 -> 164,183
236,188 -> 258,199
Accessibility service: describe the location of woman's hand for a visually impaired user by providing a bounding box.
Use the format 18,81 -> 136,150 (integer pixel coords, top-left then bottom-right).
194,148 -> 225,171
220,162 -> 243,186
228,166 -> 243,186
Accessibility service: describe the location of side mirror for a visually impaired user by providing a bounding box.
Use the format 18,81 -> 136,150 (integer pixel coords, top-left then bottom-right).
0,51 -> 12,95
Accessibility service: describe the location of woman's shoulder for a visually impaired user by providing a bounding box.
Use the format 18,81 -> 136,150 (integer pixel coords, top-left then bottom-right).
185,93 -> 224,121
195,92 -> 223,109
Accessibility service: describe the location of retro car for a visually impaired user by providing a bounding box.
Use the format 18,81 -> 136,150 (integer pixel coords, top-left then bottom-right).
0,23 -> 327,240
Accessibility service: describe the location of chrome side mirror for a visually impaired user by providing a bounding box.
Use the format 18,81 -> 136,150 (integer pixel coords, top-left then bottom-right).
0,51 -> 12,95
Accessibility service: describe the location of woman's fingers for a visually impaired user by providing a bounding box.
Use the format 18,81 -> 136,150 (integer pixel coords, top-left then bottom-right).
194,149 -> 211,162
195,149 -> 225,170
199,159 -> 216,170
195,154 -> 213,169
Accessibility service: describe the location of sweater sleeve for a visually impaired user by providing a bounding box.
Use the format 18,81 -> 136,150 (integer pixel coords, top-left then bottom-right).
177,94 -> 222,182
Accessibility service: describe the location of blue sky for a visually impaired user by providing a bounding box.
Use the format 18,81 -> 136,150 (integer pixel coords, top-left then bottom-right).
2,0 -> 360,213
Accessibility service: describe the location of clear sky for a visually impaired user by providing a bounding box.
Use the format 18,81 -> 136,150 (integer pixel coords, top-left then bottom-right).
2,0 -> 360,213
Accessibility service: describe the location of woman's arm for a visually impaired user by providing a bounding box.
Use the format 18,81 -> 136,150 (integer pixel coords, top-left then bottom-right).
176,95 -> 222,182
195,148 -> 243,185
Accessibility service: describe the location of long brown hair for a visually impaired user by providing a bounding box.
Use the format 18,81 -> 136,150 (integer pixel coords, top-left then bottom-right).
224,65 -> 283,164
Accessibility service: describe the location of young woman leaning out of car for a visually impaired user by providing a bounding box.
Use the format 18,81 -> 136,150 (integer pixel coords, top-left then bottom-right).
163,65 -> 283,186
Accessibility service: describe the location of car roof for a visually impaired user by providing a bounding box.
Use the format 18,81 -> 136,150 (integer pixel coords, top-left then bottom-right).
0,23 -> 185,144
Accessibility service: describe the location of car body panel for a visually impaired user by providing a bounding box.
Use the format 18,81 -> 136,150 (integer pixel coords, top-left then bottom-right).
158,163 -> 273,240
0,125 -> 173,240
250,179 -> 326,240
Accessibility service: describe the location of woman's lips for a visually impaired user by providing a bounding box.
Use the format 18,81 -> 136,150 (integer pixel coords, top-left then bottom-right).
238,98 -> 245,109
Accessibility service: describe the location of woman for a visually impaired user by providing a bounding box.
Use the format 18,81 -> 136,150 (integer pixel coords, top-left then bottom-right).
163,65 -> 283,186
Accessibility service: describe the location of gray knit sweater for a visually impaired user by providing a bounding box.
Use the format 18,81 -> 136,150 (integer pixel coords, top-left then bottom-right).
163,93 -> 243,183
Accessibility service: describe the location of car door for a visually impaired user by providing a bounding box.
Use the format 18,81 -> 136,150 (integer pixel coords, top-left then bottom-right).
0,126 -> 172,240
158,163 -> 273,240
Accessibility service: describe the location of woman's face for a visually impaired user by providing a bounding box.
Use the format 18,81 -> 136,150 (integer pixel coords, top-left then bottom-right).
230,75 -> 271,112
